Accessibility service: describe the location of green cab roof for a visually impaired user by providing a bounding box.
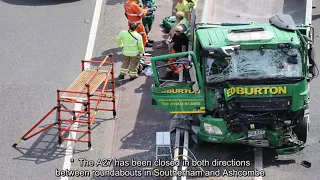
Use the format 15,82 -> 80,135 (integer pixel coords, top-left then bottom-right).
196,24 -> 301,49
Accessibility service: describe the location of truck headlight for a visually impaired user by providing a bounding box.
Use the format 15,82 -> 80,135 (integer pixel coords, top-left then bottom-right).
203,123 -> 223,135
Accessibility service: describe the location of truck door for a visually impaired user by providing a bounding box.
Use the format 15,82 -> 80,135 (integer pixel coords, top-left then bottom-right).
150,51 -> 206,114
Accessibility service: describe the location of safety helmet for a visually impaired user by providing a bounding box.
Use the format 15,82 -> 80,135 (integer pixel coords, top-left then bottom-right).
129,22 -> 139,30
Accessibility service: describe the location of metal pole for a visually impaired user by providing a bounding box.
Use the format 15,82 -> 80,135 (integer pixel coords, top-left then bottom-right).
173,128 -> 181,180
181,130 -> 189,180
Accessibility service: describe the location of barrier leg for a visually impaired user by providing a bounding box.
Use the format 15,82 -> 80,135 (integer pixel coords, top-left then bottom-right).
12,107 -> 57,147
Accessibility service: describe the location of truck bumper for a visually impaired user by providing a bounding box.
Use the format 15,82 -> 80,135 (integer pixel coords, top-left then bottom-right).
198,130 -> 306,155
275,145 -> 306,155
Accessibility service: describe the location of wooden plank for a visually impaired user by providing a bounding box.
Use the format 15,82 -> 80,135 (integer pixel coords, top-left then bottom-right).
61,70 -> 107,100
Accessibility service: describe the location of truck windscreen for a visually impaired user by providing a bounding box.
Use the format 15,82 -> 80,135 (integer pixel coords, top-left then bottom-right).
205,48 -> 303,83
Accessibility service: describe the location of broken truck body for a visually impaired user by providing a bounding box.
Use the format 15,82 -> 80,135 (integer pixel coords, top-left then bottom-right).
150,0 -> 318,155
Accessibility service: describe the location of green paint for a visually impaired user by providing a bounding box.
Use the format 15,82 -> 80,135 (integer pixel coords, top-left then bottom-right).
196,24 -> 301,49
224,85 -> 292,101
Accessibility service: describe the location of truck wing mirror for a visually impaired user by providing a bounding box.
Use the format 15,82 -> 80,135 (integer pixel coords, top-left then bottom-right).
303,35 -> 313,45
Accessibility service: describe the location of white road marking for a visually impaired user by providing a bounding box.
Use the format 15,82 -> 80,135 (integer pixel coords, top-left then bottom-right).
254,148 -> 263,180
84,0 -> 104,70
61,103 -> 82,180
61,0 -> 104,179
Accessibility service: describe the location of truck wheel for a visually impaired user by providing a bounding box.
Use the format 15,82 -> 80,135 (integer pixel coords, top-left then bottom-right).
293,116 -> 308,143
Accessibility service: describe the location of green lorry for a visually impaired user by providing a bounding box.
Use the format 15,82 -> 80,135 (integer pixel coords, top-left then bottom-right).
150,0 -> 318,155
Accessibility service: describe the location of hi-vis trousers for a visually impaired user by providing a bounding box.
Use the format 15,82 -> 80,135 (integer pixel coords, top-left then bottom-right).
119,55 -> 140,78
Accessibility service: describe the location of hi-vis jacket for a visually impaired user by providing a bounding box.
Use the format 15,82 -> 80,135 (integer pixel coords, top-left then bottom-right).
116,30 -> 145,56
124,0 -> 149,23
186,0 -> 196,10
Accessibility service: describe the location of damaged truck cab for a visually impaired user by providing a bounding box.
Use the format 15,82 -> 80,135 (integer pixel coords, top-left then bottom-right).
150,13 -> 317,155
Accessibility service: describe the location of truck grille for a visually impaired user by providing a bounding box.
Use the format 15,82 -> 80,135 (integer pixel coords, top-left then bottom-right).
227,97 -> 291,111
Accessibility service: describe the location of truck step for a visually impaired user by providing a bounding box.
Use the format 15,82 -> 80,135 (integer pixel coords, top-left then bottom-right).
191,125 -> 200,134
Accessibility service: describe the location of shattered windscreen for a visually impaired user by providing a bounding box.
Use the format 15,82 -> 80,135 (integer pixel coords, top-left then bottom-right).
205,48 -> 303,83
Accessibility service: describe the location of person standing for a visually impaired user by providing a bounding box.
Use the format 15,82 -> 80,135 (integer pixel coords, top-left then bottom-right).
141,0 -> 157,45
124,0 -> 154,47
173,0 -> 190,21
116,22 -> 145,80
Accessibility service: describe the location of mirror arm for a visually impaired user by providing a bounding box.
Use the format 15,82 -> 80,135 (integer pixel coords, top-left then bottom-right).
189,81 -> 195,91
156,60 -> 191,69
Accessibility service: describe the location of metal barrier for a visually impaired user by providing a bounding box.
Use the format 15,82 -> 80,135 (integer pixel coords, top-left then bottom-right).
12,53 -> 116,149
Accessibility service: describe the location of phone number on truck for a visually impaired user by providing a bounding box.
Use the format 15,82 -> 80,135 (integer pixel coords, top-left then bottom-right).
169,102 -> 201,106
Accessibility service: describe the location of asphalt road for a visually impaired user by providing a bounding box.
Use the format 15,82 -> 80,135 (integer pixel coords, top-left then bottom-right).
0,0 -> 104,179
1,0 -> 320,180
0,0 -> 172,180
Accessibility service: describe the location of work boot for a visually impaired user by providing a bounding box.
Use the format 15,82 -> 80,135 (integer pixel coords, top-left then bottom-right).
118,74 -> 125,79
145,42 -> 153,47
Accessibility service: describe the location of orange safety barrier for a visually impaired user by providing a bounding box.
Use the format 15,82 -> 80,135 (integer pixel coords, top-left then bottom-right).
12,53 -> 116,149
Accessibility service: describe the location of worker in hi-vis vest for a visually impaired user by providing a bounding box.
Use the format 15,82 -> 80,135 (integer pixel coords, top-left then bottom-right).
124,0 -> 154,47
186,0 -> 196,11
116,22 -> 145,80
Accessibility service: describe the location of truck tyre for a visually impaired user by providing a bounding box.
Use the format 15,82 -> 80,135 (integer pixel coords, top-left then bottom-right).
293,116 -> 308,143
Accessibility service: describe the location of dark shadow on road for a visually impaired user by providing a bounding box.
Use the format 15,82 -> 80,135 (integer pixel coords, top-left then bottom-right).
1,0 -> 80,6
12,128 -> 87,164
100,47 -> 123,63
109,38 -> 171,152
312,14 -> 320,21
115,78 -> 133,87
117,76 -> 171,151
76,118 -> 115,140
262,148 -> 301,168
134,77 -> 153,93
